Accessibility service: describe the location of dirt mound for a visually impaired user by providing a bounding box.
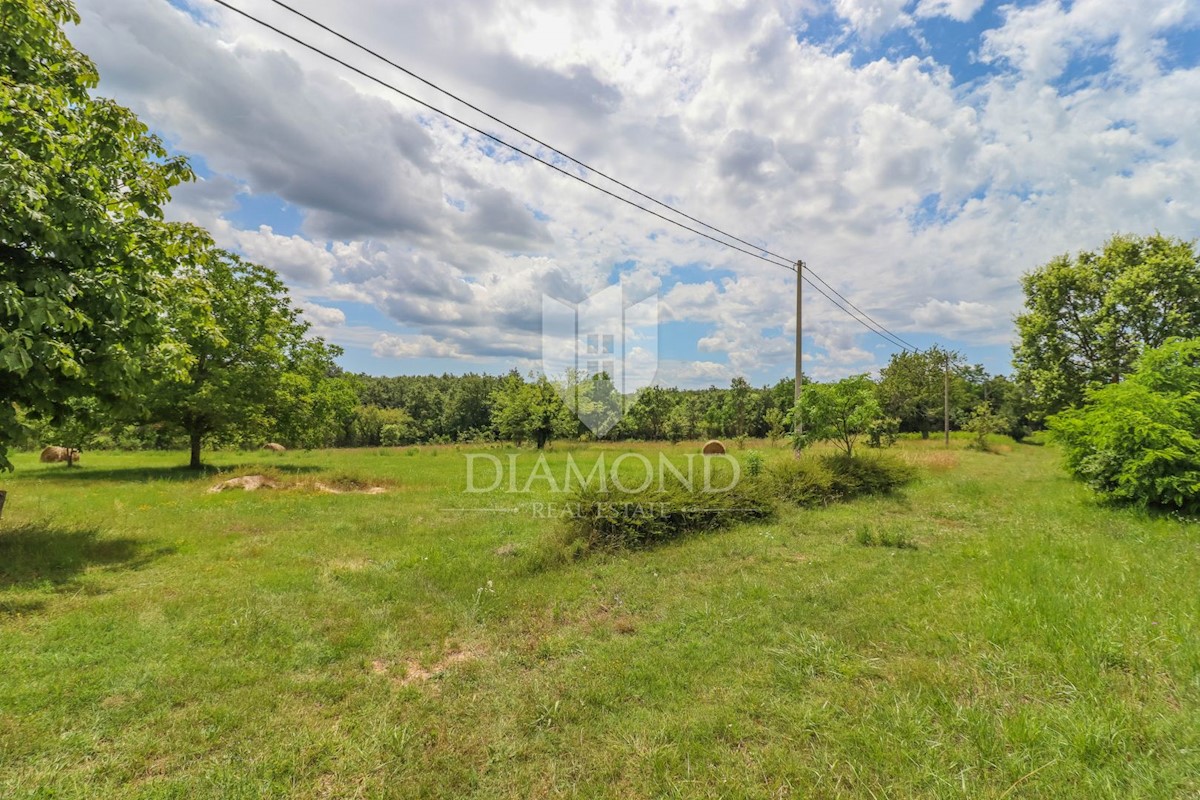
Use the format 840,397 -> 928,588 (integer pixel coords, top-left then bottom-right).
208,475 -> 280,493
208,474 -> 389,494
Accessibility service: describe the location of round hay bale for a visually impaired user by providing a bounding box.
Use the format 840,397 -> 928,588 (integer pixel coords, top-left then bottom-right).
39,446 -> 80,464
262,442 -> 286,452
702,439 -> 726,455
40,446 -> 66,463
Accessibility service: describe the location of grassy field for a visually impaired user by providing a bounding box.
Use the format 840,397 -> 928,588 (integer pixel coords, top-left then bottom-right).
0,438 -> 1197,798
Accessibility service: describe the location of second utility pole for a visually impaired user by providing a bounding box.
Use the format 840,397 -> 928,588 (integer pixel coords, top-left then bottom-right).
795,261 -> 804,436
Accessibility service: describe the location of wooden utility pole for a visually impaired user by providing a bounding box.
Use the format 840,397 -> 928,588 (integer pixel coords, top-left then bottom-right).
943,352 -> 950,447
795,261 -> 804,436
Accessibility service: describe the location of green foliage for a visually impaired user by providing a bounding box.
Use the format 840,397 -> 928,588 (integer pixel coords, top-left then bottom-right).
766,457 -> 836,507
866,416 -> 900,449
1049,338 -> 1200,511
0,0 -> 198,469
1015,233 -> 1200,417
490,371 -> 576,448
563,478 -> 775,550
743,450 -> 764,477
350,405 -> 416,447
136,250 -> 345,467
272,341 -> 359,449
963,402 -> 1007,452
877,346 -> 962,439
766,452 -> 914,507
792,375 -> 883,458
764,406 -> 787,443
821,453 -> 916,498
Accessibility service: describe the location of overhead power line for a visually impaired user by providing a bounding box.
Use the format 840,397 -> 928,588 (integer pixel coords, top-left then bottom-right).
257,0 -> 920,352
207,0 -> 921,352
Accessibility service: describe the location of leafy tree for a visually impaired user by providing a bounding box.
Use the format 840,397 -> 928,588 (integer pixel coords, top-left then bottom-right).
489,372 -> 574,448
877,346 -> 962,439
1015,233 -> 1200,416
0,0 -> 197,469
793,375 -> 883,458
727,377 -> 751,436
962,402 -> 1006,452
273,343 -> 359,449
663,404 -> 687,443
490,371 -> 530,445
1049,338 -> 1200,511
350,405 -> 417,447
628,385 -> 671,439
139,249 -> 340,468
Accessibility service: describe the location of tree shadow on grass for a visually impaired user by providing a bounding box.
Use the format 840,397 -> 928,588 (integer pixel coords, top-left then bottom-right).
0,522 -> 175,593
38,463 -> 322,483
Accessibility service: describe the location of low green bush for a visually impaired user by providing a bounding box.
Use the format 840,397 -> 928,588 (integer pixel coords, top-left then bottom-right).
822,453 -> 915,497
1050,339 -> 1200,512
767,453 -> 914,508
563,479 -> 775,550
766,457 -> 836,507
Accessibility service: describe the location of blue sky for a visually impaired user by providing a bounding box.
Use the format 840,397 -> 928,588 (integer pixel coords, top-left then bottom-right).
76,0 -> 1200,386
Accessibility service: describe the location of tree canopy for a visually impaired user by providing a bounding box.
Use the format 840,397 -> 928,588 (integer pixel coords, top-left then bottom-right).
0,0 -> 198,469
138,250 -> 355,468
876,346 -> 961,439
793,374 -> 882,458
1015,233 -> 1200,417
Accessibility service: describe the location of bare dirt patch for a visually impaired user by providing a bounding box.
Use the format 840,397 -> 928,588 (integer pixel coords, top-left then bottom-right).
373,645 -> 485,687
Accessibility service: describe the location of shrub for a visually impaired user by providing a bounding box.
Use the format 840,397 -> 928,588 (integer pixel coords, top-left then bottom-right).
766,457 -> 837,507
1049,339 -> 1200,512
821,453 -> 915,498
744,450 -> 764,477
1051,338 -> 1200,513
563,479 -> 775,550
963,402 -> 1006,451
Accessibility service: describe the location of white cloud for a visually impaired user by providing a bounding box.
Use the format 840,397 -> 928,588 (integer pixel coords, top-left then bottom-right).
914,0 -> 985,22
372,334 -> 463,359
67,0 -> 1200,381
655,359 -> 733,388
833,0 -> 915,41
298,302 -> 346,327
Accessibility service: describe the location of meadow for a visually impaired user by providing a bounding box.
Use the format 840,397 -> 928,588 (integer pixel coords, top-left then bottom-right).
0,439 -> 1197,798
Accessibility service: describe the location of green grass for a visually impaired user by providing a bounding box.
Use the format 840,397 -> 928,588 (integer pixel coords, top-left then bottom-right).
0,440 -> 1197,798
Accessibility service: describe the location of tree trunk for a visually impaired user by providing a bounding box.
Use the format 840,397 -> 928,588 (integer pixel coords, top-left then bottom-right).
190,433 -> 203,470
0,490 -> 7,519
535,430 -> 548,450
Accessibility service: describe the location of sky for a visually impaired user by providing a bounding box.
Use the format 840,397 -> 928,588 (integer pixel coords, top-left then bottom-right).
70,0 -> 1200,386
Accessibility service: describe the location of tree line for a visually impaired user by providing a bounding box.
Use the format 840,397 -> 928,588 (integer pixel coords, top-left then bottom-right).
30,352 -> 1030,456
